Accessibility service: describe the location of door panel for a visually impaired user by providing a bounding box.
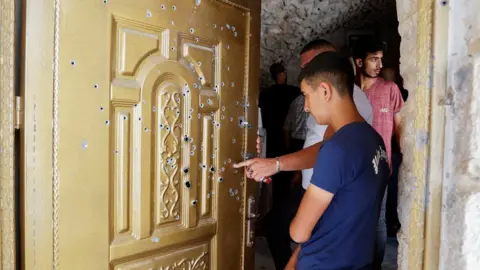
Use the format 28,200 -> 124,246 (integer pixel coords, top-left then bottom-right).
22,0 -> 260,269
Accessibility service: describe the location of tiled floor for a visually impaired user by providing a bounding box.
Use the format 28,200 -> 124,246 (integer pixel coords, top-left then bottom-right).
255,237 -> 398,270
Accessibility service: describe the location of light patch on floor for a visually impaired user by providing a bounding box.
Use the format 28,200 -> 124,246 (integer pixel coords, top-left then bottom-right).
254,237 -> 398,270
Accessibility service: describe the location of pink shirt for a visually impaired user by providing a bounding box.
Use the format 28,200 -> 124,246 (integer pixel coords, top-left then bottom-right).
364,77 -> 404,167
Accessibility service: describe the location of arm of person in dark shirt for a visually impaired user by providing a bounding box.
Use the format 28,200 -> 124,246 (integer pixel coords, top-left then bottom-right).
285,245 -> 301,270
290,141 -> 342,243
290,184 -> 334,243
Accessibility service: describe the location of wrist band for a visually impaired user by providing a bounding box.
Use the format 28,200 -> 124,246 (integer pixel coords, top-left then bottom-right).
276,157 -> 281,173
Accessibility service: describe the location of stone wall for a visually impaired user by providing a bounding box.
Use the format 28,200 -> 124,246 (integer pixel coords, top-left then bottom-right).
260,0 -> 397,88
395,0 -> 418,268
396,0 -> 480,269
439,0 -> 480,269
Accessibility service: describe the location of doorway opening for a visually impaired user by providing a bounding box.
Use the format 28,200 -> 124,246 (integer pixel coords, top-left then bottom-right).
254,0 -> 420,269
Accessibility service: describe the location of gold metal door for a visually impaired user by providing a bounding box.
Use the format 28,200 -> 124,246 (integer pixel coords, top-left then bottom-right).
21,0 -> 260,269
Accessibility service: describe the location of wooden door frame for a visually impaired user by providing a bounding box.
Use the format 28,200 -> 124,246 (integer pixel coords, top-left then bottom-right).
0,0 -> 17,268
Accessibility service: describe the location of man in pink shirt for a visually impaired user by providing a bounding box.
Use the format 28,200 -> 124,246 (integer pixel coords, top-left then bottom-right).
353,38 -> 404,270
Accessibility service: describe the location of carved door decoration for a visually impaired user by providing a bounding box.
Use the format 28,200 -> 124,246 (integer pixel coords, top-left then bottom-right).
22,0 -> 260,269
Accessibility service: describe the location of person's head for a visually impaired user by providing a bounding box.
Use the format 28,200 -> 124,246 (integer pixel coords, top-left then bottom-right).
299,39 -> 337,68
298,52 -> 355,125
352,38 -> 385,78
270,62 -> 286,84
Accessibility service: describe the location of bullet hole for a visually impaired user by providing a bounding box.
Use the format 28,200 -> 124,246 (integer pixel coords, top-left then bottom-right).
189,108 -> 194,113
232,26 -> 236,31
190,151 -> 195,156
183,168 -> 189,173
94,84 -> 99,89
185,181 -> 191,188
190,28 -> 195,34
192,145 -> 197,151
172,5 -> 176,10
213,24 -> 217,28
193,83 -> 198,88
234,32 -> 238,37
191,200 -> 197,206
171,47 -> 175,51
200,103 -> 204,108
226,24 -> 230,29
218,177 -> 224,182
231,82 -> 235,87
81,139 -> 88,149
226,44 -> 230,49
197,61 -> 202,66
103,0 -> 107,3
226,66 -> 230,71
161,4 -> 165,9
105,120 -> 110,125
197,113 -> 201,119
440,0 -> 447,5
134,104 -> 138,107
144,127 -> 148,132
71,60 -> 76,66
195,37 -> 199,42
209,166 -> 215,172
146,10 -> 152,18
221,82 -> 225,87
221,115 -> 225,120
138,117 -> 142,121
183,135 -> 189,142
232,139 -> 236,144
236,196 -> 240,201
196,0 -> 201,5
227,158 -> 232,163
152,106 -> 156,112
229,117 -> 233,122
100,106 -> 104,111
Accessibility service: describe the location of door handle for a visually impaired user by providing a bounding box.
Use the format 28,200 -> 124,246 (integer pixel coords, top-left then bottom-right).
246,195 -> 258,247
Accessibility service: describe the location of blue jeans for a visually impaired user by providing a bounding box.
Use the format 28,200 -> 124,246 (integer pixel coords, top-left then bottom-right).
373,189 -> 388,270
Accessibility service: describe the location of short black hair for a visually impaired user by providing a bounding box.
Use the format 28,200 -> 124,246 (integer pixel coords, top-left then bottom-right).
300,39 -> 336,55
352,38 -> 386,61
298,51 -> 355,97
269,62 -> 285,80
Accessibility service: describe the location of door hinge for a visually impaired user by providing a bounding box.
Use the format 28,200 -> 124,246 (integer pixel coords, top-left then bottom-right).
14,96 -> 22,129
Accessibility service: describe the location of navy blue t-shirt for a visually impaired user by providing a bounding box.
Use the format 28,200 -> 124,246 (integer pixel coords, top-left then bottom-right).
297,122 -> 389,270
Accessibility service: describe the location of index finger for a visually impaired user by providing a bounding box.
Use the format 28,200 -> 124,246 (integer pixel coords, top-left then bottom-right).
233,159 -> 254,168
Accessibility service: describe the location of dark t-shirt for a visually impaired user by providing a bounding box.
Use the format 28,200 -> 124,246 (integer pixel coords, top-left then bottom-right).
259,84 -> 300,157
297,122 -> 389,270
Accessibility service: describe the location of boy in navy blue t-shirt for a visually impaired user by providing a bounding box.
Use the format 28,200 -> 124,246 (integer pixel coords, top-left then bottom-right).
286,52 -> 389,270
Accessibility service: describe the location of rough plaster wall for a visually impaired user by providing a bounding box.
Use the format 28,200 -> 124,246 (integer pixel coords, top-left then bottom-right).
439,0 -> 480,269
260,0 -> 397,87
397,0 -> 480,269
395,0 -> 417,268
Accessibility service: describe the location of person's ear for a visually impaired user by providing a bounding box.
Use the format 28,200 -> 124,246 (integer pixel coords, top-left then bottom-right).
319,82 -> 333,101
355,58 -> 363,68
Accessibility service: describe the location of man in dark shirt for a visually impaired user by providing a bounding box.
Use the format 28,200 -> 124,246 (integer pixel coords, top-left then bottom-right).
287,52 -> 389,269
258,62 -> 301,269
